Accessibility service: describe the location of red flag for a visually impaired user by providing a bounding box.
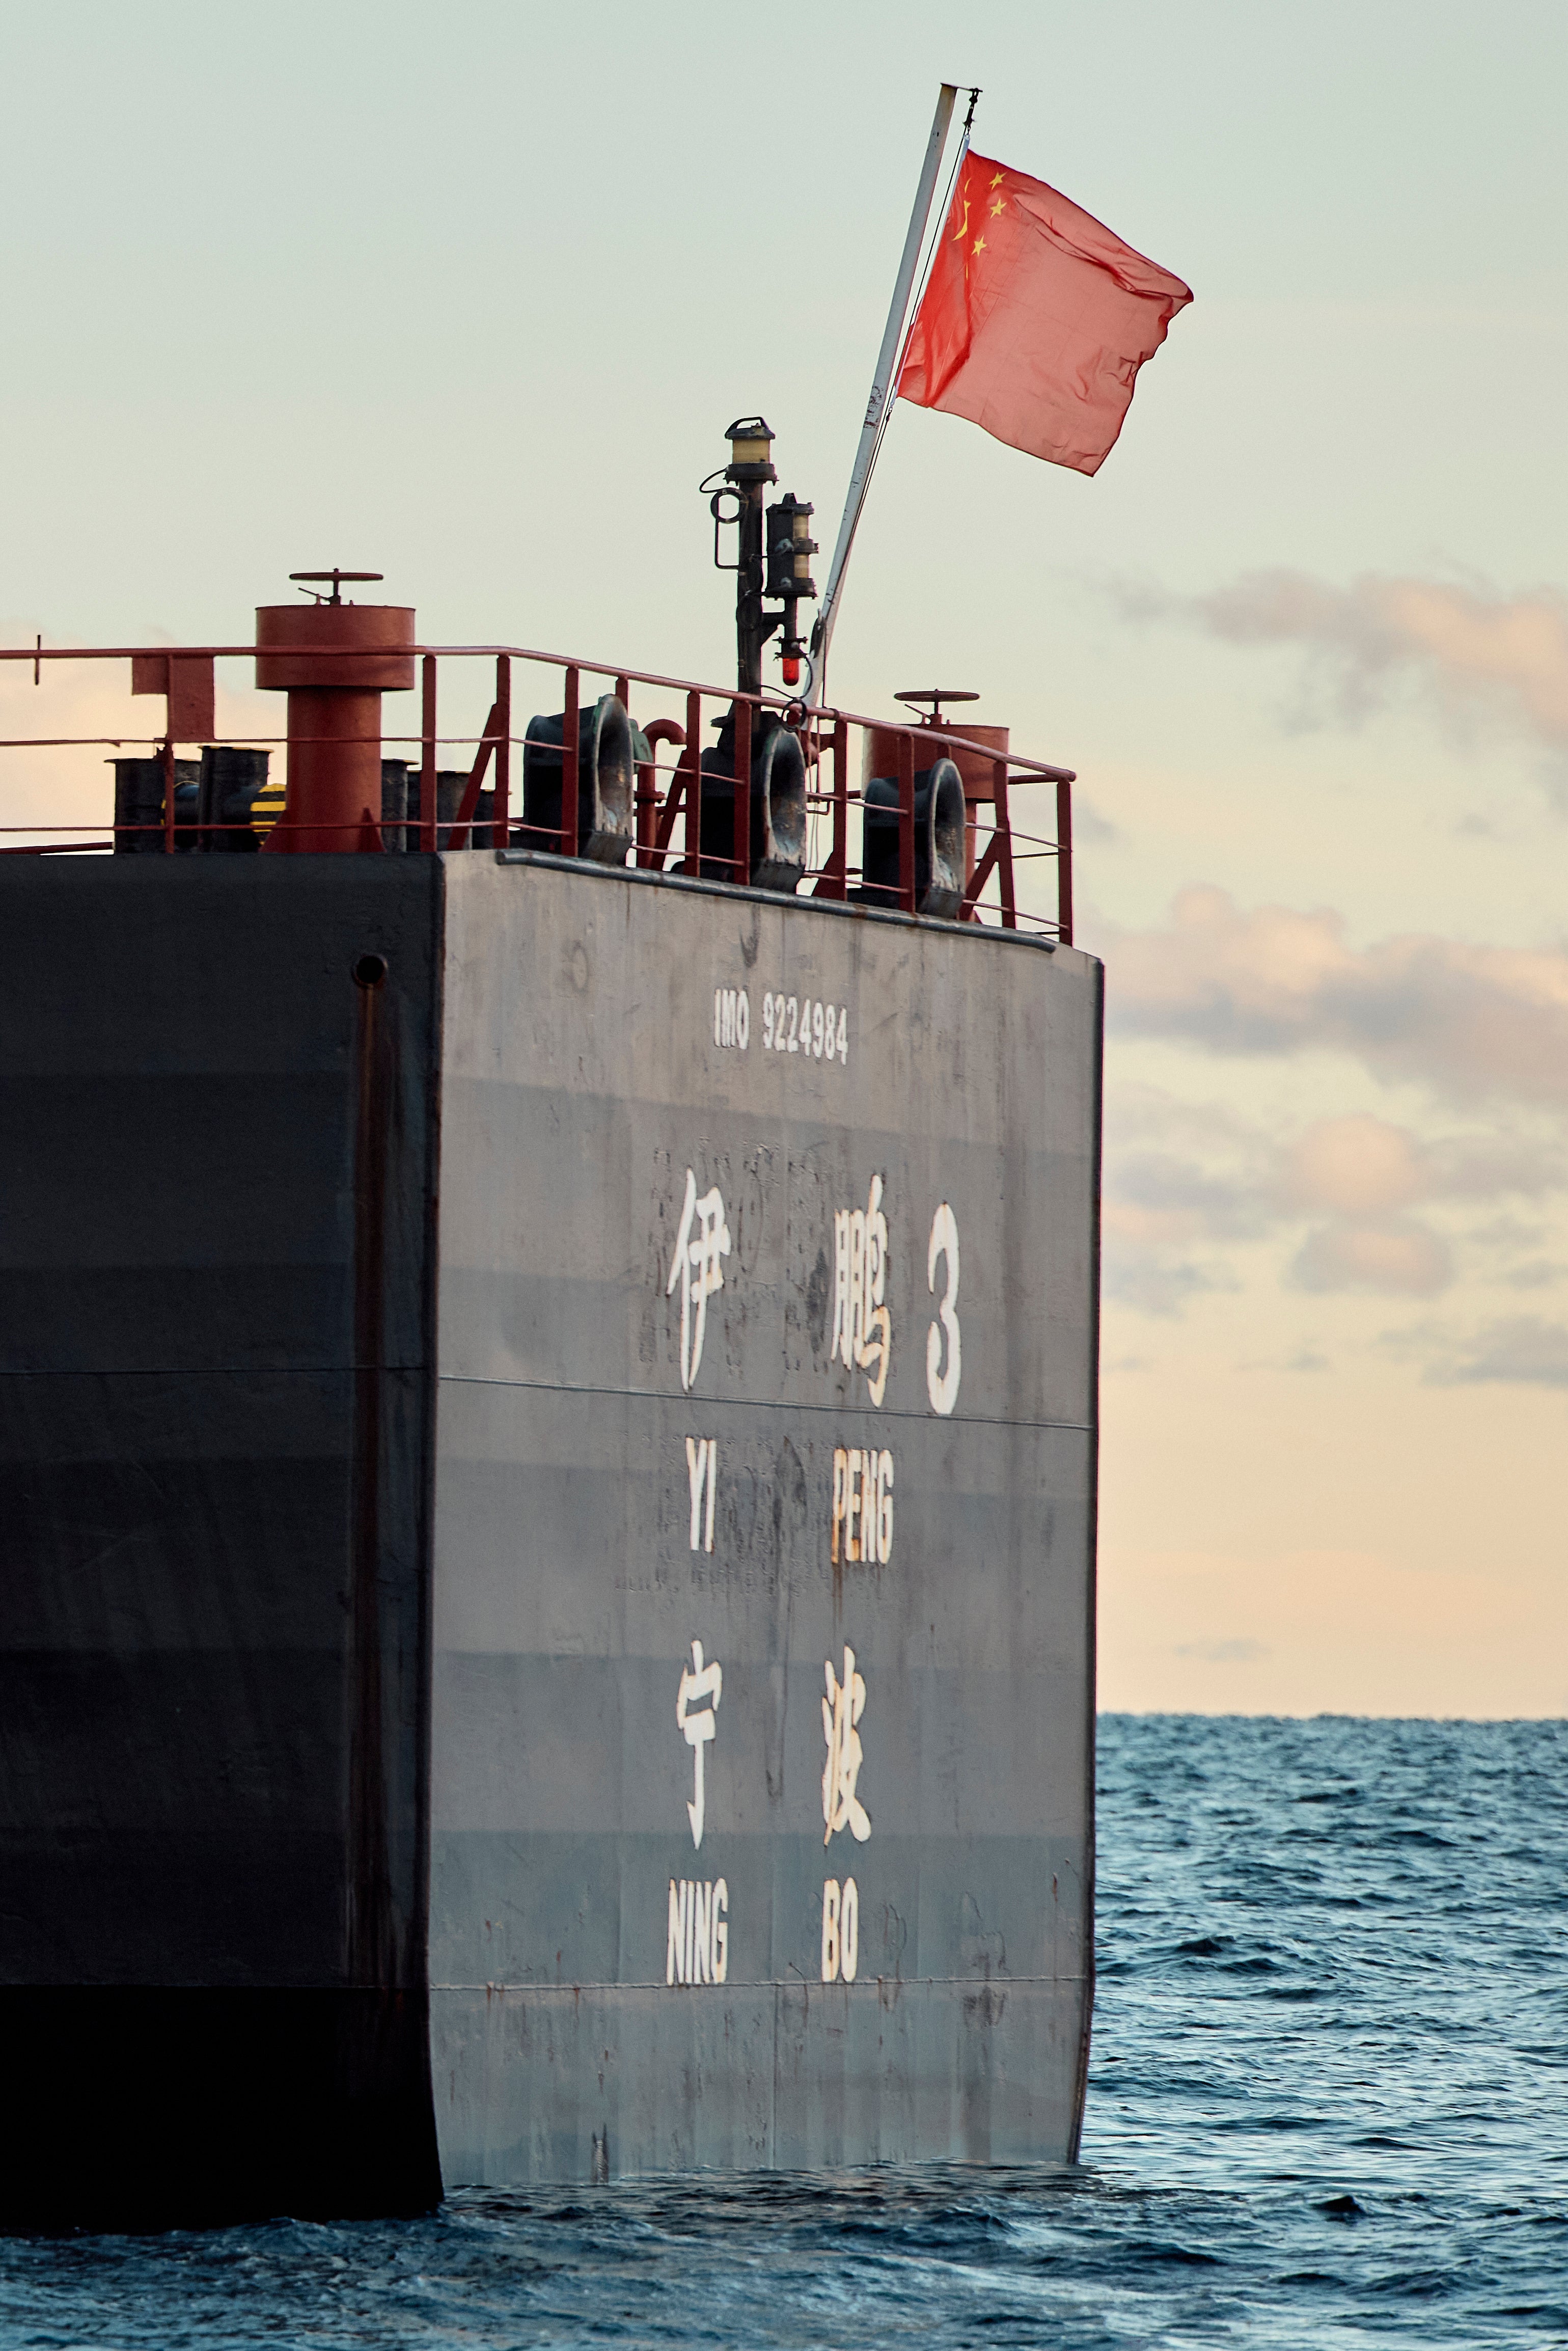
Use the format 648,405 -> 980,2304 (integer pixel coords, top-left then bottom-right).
898,150 -> 1192,476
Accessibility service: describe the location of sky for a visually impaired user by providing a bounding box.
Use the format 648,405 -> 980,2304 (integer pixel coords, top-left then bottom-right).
3,1 -> 1565,1715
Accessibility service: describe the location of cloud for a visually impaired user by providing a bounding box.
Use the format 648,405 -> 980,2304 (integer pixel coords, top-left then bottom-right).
1107,1152 -> 1264,1245
1123,570 -> 1568,766
1283,1117 -> 1560,1218
1379,1312 -> 1568,1387
1500,1259 -> 1566,1291
1280,1114 -> 1425,1215
1174,1637 -> 1269,1664
1275,1115 -> 1559,1297
1104,886 -> 1568,1109
1101,1249 -> 1237,1320
1441,1316 -> 1568,1389
1291,1219 -> 1451,1297
1101,1089 -> 1272,1314
1101,1083 -> 1565,1317
1072,797 -> 1118,846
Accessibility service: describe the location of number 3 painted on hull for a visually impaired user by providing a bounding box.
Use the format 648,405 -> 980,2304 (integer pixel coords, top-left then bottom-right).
926,1203 -> 960,1416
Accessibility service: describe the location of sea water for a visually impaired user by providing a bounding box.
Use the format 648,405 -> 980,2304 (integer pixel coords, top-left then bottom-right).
4,1713 -> 1565,2347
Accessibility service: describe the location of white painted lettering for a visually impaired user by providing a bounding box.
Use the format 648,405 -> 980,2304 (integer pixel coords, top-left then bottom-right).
666,1877 -> 729,1987
676,1638 -> 723,1849
926,1202 -> 961,1416
832,1210 -> 850,1373
667,1877 -> 689,1984
711,987 -> 750,1051
875,1449 -> 894,1564
848,1207 -> 865,1354
685,1435 -> 717,1553
667,1169 -> 731,1392
712,1877 -> 729,1982
832,1446 -> 893,1566
819,1877 -> 858,1981
841,1875 -> 859,1981
686,1436 -> 704,1550
821,1644 -> 871,1845
745,990 -> 847,1065
693,1879 -> 712,1983
831,1176 -> 890,1407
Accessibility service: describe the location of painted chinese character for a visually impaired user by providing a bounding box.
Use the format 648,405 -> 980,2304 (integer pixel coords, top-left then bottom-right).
821,1643 -> 870,1846
667,1168 -> 731,1392
831,1174 -> 890,1407
676,1637 -> 723,1850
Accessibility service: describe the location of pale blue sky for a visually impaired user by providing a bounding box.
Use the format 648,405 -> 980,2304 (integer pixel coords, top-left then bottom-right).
6,2 -> 1563,645
5,2 -> 1566,1710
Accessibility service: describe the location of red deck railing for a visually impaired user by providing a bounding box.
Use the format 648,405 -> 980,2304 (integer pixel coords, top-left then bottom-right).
0,641 -> 1076,941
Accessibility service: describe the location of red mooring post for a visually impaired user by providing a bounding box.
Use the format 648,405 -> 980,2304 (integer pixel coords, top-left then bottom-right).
993,756 -> 1016,928
809,713 -> 849,900
493,653 -> 511,846
561,667 -> 580,855
639,719 -> 685,867
733,700 -> 751,885
828,714 -> 848,897
420,656 -> 437,853
683,690 -> 702,872
897,730 -> 916,912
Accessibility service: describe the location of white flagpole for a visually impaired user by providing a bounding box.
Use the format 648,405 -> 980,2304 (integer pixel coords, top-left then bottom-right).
807,83 -> 960,707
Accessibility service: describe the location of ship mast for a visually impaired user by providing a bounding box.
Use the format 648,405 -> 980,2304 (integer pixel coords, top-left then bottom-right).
807,83 -> 969,706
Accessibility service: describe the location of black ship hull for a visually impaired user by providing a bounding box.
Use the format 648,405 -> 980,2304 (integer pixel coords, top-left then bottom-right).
0,851 -> 1099,2226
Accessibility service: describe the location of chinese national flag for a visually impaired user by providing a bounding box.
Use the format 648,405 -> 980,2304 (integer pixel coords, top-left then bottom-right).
898,150 -> 1192,475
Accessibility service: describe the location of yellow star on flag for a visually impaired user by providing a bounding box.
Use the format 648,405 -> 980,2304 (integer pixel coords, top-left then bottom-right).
972,235 -> 986,256
988,171 -> 1004,188
991,197 -> 1006,215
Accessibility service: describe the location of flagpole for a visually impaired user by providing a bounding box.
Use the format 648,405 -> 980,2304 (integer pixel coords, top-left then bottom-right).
807,82 -> 962,707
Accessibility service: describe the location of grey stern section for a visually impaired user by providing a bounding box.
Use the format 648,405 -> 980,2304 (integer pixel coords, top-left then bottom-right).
429,858 -> 1099,2184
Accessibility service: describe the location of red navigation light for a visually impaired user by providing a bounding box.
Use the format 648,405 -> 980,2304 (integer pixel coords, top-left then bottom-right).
781,653 -> 801,685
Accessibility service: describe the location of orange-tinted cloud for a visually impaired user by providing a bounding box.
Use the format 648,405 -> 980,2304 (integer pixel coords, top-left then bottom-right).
1291,1218 -> 1451,1296
1105,886 -> 1568,1107
1103,1082 -> 1564,1317
1122,570 -> 1568,768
